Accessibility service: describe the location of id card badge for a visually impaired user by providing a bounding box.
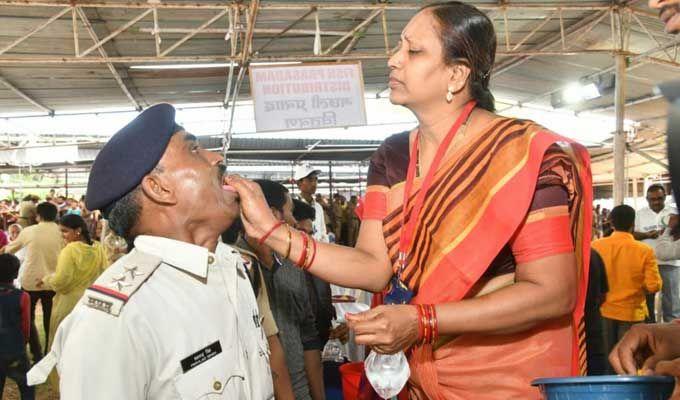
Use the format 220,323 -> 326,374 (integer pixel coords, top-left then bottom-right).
384,275 -> 414,305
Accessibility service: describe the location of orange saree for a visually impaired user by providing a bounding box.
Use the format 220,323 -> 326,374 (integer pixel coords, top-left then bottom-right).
359,117 -> 592,399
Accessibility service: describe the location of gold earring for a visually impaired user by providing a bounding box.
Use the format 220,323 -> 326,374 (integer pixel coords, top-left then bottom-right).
446,86 -> 454,103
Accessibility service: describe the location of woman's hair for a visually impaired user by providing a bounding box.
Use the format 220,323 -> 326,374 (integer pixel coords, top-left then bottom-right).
421,1 -> 497,111
60,214 -> 93,245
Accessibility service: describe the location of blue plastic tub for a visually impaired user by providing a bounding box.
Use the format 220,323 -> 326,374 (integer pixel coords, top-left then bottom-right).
531,375 -> 675,400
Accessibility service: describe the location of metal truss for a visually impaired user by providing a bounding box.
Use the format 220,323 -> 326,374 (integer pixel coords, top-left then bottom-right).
0,1 -> 677,116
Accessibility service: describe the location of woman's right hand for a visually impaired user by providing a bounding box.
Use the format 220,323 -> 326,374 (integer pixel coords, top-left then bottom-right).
224,175 -> 280,240
609,323 -> 680,375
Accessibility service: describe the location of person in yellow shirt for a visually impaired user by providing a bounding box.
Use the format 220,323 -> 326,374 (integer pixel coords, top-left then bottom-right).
37,214 -> 109,352
592,204 -> 662,372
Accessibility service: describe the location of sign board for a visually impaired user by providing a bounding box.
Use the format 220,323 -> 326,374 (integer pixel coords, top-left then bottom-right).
249,62 -> 367,132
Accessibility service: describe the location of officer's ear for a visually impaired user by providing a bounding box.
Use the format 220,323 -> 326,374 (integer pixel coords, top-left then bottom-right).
140,166 -> 177,207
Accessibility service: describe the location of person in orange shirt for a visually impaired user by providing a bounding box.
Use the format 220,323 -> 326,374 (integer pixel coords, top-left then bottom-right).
592,204 -> 662,372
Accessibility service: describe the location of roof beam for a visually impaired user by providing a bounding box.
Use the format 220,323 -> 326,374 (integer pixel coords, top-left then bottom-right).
0,49 -> 624,65
253,6 -> 315,55
323,8 -> 383,55
241,0 -> 259,65
630,11 -> 674,61
629,7 -> 658,19
139,27 -> 348,37
222,0 -> 259,153
160,9 -> 229,57
0,1 -> 612,11
627,144 -> 669,169
499,34 -> 680,111
511,11 -> 555,51
343,10 -> 383,55
0,6 -> 71,56
493,9 -> 611,77
75,7 -> 142,110
0,75 -> 53,114
578,93 -> 663,113
78,8 -> 152,58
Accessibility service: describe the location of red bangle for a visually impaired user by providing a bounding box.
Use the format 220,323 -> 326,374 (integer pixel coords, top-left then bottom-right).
258,221 -> 284,245
428,305 -> 434,343
422,304 -> 430,345
418,304 -> 427,345
302,234 -> 312,271
429,304 -> 438,343
296,231 -> 309,267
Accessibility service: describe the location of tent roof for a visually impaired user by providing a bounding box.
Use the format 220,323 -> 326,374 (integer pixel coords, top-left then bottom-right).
0,1 -> 677,186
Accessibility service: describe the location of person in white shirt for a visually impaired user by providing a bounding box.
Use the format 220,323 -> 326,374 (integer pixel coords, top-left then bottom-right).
4,202 -> 63,364
27,104 -> 273,399
293,164 -> 328,243
634,184 -> 680,322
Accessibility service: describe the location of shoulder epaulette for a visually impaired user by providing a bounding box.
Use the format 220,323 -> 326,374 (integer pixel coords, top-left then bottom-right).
82,249 -> 162,316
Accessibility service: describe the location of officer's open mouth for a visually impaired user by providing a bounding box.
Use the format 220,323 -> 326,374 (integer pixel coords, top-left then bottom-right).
221,175 -> 237,194
216,163 -> 237,193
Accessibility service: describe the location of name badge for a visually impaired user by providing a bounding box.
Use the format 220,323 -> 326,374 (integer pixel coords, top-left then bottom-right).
180,341 -> 222,373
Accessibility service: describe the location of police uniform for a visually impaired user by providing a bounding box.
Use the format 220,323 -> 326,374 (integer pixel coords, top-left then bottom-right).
27,104 -> 274,399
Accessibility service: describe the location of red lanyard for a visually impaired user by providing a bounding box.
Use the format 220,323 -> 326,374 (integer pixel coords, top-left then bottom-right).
397,100 -> 477,276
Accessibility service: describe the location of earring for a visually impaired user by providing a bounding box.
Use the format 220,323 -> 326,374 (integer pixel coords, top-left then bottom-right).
446,86 -> 454,103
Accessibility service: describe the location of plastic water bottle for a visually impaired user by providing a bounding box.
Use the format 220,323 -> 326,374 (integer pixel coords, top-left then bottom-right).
322,338 -> 346,363
364,350 -> 410,399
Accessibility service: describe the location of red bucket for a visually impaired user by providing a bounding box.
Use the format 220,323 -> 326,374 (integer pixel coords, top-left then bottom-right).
339,362 -> 364,399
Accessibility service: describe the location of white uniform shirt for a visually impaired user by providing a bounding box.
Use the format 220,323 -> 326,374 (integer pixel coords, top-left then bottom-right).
636,205 -> 680,266
300,197 -> 328,243
29,235 -> 273,400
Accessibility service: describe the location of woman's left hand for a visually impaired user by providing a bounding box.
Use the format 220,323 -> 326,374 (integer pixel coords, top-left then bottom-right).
345,304 -> 419,354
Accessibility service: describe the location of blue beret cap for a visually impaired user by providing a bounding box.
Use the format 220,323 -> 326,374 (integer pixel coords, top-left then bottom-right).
86,103 -> 179,216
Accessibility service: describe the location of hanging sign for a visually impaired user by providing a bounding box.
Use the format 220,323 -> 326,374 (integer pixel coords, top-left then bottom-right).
249,61 -> 367,132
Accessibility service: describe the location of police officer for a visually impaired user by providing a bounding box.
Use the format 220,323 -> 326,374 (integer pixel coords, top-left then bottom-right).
27,104 -> 273,399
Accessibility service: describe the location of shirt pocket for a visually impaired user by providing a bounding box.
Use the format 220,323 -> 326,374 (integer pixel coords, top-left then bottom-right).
173,352 -> 245,399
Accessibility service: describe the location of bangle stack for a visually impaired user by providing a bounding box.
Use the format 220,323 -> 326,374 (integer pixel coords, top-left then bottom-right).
257,222 -> 318,271
296,231 -> 309,267
416,304 -> 439,345
294,231 -> 317,271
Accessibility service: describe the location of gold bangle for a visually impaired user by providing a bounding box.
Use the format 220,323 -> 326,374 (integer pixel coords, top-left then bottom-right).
283,225 -> 292,259
303,233 -> 313,270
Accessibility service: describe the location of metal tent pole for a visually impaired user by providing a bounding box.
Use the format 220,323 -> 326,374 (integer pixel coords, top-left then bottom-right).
613,53 -> 627,205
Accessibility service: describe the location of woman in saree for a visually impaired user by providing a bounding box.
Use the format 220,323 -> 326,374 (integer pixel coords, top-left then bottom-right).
227,2 -> 592,398
37,214 -> 108,352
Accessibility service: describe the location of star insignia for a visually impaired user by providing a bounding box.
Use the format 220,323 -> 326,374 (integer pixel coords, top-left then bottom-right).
123,265 -> 144,280
109,274 -> 132,291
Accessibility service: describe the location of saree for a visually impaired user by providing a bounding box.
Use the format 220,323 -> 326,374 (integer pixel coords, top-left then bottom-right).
359,117 -> 592,399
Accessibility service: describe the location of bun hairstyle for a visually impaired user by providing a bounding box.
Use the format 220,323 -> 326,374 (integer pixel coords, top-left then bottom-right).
421,1 -> 496,111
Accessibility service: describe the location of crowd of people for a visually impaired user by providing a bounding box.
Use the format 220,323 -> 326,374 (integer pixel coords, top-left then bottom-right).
0,197 -> 125,399
586,183 -> 680,375
4,0 -> 680,399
